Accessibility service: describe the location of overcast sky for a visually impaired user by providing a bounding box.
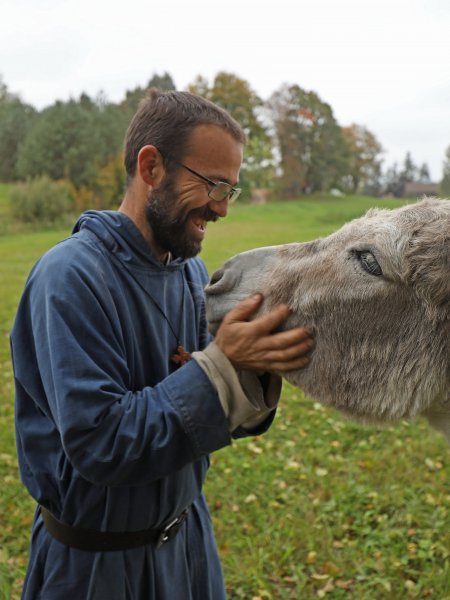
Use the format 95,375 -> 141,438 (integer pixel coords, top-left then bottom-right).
2,0 -> 449,180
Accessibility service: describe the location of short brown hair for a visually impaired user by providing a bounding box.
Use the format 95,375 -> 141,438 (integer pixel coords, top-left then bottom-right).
124,89 -> 246,183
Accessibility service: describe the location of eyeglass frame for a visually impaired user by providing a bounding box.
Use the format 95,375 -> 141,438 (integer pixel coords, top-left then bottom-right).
158,150 -> 242,204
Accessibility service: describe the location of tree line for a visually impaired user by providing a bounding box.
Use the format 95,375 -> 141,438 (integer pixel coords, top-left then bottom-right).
1,71 -> 449,221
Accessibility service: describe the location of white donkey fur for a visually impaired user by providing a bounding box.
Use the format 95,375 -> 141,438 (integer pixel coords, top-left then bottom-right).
205,199 -> 450,442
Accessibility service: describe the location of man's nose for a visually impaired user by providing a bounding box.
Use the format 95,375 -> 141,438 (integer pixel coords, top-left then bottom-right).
207,198 -> 229,218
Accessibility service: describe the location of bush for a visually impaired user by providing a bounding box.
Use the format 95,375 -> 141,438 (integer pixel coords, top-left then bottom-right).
74,154 -> 125,213
9,176 -> 75,224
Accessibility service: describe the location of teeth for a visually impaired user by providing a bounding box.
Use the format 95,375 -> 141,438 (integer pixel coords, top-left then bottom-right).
193,219 -> 206,231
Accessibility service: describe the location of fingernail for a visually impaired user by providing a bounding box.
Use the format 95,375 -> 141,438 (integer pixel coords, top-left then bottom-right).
252,293 -> 262,301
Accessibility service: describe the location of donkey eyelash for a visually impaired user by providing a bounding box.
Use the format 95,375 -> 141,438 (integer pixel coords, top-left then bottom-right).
354,250 -> 383,277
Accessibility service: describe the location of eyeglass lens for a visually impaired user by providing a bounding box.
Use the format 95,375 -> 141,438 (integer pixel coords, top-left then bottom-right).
209,182 -> 241,203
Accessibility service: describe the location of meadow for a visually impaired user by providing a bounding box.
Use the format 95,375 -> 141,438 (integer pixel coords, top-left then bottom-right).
0,190 -> 449,599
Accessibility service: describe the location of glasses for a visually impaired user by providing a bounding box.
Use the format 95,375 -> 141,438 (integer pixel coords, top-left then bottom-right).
163,154 -> 241,204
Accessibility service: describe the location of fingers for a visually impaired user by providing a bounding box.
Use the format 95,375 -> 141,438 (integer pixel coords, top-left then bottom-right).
250,303 -> 291,334
267,354 -> 312,372
215,293 -> 315,373
222,294 -> 263,324
222,295 -> 292,335
250,336 -> 314,372
244,351 -> 312,373
257,327 -> 313,351
262,337 -> 315,361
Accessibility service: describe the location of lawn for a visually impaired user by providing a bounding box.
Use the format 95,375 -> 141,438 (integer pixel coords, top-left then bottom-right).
0,194 -> 449,599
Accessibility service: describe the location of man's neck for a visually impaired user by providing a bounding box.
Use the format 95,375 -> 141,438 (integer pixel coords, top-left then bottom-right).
118,190 -> 170,264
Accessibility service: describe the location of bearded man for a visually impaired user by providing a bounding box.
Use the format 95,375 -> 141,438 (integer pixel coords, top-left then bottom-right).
11,90 -> 313,599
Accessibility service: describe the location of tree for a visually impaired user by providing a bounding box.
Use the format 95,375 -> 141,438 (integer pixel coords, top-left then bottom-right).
382,152 -> 431,197
383,163 -> 403,197
188,72 -> 275,195
148,72 -> 176,92
16,93 -> 129,188
17,100 -> 100,187
418,163 -> 431,182
341,124 -> 383,194
268,84 -> 351,196
121,72 -> 176,116
75,154 -> 126,212
402,152 -> 418,184
187,75 -> 209,99
440,145 -> 450,196
0,78 -> 36,181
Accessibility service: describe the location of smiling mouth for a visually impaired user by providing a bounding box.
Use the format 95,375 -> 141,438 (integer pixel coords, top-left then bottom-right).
192,218 -> 207,234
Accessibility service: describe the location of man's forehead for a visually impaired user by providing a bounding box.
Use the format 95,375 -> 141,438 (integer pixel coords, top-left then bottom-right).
188,124 -> 241,149
186,124 -> 243,168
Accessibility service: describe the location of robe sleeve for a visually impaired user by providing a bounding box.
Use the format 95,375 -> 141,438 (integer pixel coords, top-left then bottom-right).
192,343 -> 280,432
11,250 -> 232,487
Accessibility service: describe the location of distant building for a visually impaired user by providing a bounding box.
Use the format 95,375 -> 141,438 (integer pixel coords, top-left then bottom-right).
250,188 -> 270,204
403,182 -> 439,198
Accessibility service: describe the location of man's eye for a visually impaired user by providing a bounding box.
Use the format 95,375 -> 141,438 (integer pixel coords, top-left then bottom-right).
355,251 -> 383,276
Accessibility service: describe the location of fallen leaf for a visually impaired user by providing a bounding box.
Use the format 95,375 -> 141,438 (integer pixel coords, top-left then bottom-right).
315,468 -> 328,477
335,579 -> 352,589
317,579 -> 335,597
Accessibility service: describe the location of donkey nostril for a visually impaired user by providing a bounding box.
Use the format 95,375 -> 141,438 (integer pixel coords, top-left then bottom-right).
209,268 -> 224,286
205,265 -> 239,295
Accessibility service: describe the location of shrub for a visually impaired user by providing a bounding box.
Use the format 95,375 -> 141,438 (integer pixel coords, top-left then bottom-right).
9,176 -> 75,224
74,154 -> 125,213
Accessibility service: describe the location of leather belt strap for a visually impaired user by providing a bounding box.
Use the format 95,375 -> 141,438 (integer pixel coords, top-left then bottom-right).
40,506 -> 189,552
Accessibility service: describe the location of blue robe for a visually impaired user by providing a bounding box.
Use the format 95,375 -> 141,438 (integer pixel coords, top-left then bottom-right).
11,211 -> 271,599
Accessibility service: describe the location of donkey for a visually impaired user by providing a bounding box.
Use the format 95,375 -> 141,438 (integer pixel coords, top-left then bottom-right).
205,198 -> 450,442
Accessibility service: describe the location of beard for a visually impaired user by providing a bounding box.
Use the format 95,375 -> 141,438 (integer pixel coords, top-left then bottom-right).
145,174 -> 218,259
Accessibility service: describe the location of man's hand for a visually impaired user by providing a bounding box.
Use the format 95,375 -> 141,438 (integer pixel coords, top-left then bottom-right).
214,294 -> 314,372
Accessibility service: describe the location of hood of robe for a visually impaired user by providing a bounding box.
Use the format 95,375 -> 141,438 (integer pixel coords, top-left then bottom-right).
73,210 -> 186,272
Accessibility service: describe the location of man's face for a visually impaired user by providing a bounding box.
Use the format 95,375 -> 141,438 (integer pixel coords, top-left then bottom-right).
145,124 -> 243,259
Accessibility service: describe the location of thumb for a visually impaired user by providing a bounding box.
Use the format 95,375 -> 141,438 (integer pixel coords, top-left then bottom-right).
223,294 -> 263,324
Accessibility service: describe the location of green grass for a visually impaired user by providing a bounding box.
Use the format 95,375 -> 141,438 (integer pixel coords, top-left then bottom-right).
0,194 -> 449,599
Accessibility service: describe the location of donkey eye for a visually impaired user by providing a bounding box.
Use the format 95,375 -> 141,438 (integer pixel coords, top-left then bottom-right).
355,251 -> 383,276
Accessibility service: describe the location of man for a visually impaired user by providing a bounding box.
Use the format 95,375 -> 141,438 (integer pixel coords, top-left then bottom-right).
11,90 -> 313,599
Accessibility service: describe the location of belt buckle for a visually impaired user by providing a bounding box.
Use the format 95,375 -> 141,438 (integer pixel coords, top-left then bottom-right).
156,509 -> 188,549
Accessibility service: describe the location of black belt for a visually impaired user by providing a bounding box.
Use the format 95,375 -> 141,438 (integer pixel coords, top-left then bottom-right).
40,506 -> 189,552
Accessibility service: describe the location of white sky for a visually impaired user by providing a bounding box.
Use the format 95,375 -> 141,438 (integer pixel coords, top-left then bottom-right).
2,0 -> 449,180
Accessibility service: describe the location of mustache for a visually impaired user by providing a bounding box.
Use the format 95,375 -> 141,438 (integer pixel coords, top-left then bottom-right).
188,206 -> 219,223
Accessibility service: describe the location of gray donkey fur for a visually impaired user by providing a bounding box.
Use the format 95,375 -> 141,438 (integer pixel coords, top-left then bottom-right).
205,198 -> 450,442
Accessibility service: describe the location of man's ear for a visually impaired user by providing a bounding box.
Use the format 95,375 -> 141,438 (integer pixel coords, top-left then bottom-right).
137,145 -> 165,187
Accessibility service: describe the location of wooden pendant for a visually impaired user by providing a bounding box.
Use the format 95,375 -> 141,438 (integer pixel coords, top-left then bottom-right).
170,345 -> 192,367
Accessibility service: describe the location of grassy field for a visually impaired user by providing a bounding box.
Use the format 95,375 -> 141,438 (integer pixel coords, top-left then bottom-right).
0,191 -> 449,599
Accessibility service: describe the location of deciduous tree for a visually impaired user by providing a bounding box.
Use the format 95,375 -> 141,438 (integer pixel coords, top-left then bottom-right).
188,72 -> 275,195
341,124 -> 383,194
268,84 -> 351,196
